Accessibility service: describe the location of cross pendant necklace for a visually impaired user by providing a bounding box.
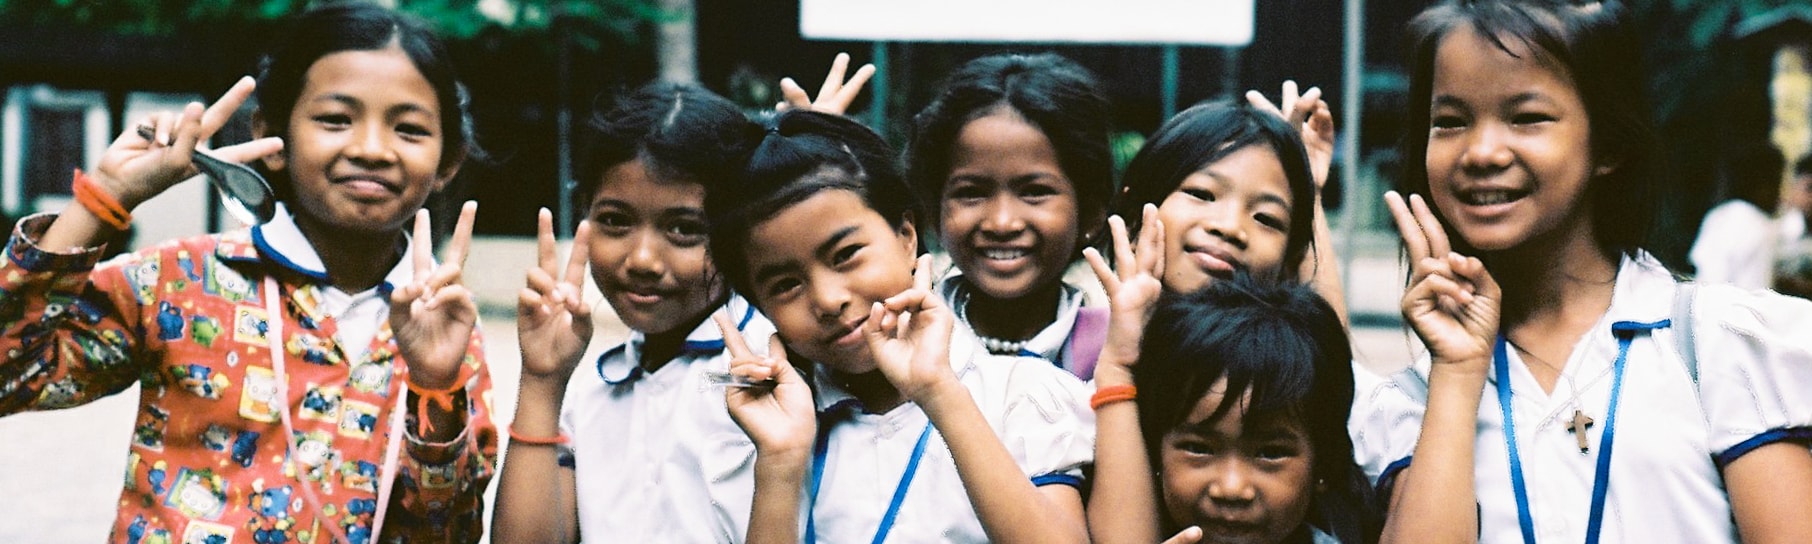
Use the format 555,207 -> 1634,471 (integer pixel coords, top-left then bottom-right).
1567,409 -> 1596,453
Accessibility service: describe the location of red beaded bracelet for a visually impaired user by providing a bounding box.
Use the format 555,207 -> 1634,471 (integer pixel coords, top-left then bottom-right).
72,169 -> 132,231
508,425 -> 570,446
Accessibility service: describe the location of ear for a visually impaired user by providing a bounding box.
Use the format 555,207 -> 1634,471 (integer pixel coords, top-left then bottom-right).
1079,205 -> 1109,247
433,147 -> 467,193
251,112 -> 286,172
896,212 -> 919,254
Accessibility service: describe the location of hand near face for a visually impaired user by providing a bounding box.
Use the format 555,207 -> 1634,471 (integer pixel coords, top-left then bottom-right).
517,208 -> 594,385
1246,80 -> 1334,190
1083,204 -> 1165,375
718,312 -> 817,455
1160,527 -> 1203,544
1386,191 -> 1499,368
778,52 -> 876,115
391,201 -> 480,390
95,76 -> 285,209
864,254 -> 959,402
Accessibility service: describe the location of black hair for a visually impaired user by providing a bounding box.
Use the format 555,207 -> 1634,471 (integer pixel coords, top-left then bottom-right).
907,53 -> 1115,253
1796,153 -> 1812,179
1725,144 -> 1786,212
1116,100 -> 1319,279
705,111 -> 920,299
574,82 -> 762,216
253,1 -> 481,202
1400,0 -> 1659,264
1134,277 -> 1379,543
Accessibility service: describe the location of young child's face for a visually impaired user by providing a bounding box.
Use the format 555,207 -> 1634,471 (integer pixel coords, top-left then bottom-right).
1156,144 -> 1294,294
1160,378 -> 1316,544
266,45 -> 452,236
744,189 -> 917,373
587,159 -> 723,335
940,110 -> 1080,301
1424,26 -> 1600,253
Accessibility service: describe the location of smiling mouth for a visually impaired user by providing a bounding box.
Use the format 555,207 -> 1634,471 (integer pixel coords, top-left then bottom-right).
824,316 -> 868,346
979,248 -> 1032,261
1458,188 -> 1530,206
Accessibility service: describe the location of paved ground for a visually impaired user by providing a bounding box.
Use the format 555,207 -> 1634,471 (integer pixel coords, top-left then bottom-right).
0,237 -> 1420,541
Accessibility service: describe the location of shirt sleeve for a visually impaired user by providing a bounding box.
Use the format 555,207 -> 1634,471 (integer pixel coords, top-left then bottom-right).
385,323 -> 500,543
0,213 -> 151,415
1691,284 -> 1812,468
1349,360 -> 1429,494
990,359 -> 1096,488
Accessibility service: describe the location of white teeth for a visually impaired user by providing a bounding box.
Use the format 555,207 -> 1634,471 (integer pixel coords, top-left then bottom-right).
1466,190 -> 1522,206
981,249 -> 1028,260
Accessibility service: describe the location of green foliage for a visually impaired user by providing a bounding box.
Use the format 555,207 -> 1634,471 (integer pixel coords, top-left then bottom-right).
0,0 -> 665,47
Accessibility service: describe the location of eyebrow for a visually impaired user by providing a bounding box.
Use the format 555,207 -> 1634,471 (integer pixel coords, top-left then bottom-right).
314,93 -> 437,118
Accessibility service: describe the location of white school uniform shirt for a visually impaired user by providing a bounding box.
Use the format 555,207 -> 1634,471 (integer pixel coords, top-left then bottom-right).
1690,199 -> 1777,289
254,203 -> 415,362
938,272 -> 1085,366
806,324 -> 1096,543
1351,252 -> 1812,543
559,295 -> 775,543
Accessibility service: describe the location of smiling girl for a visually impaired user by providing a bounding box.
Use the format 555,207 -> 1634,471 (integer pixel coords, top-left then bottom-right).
1355,1 -> 1812,542
907,53 -> 1114,375
491,82 -> 770,543
707,110 -> 1094,543
0,3 -> 495,541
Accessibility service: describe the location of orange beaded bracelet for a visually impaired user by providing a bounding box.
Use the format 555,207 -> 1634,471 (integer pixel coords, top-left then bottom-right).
1090,384 -> 1137,410
405,365 -> 473,435
71,169 -> 132,231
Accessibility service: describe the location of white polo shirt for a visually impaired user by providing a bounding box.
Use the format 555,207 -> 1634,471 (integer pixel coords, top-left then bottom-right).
559,295 -> 775,543
805,324 -> 1096,543
938,272 -> 1086,365
1351,253 -> 1812,543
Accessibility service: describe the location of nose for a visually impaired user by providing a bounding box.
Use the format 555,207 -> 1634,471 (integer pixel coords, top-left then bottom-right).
1202,202 -> 1248,250
623,230 -> 665,280
344,120 -> 397,166
808,273 -> 851,323
1460,121 -> 1513,173
1206,458 -> 1258,505
977,194 -> 1024,239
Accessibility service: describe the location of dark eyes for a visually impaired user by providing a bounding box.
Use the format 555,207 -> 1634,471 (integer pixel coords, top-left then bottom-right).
1255,213 -> 1287,231
831,244 -> 862,266
1182,188 -> 1216,202
1430,114 -> 1466,130
592,211 -> 632,229
313,114 -> 352,128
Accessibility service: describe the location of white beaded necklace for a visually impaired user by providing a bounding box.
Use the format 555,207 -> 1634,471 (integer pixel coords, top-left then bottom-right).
954,288 -> 1033,355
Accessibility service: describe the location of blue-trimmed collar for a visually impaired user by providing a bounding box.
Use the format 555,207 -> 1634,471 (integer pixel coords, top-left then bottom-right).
596,294 -> 759,384
227,203 -> 415,292
937,271 -> 1082,362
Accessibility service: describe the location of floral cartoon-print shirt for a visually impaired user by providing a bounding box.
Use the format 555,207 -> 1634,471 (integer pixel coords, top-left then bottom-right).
0,213 -> 497,543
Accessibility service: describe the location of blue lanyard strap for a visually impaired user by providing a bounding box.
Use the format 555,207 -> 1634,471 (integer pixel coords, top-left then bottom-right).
807,409 -> 937,544
1495,319 -> 1667,544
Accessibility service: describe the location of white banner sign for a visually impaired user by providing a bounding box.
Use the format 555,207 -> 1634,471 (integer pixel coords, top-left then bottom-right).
800,0 -> 1255,46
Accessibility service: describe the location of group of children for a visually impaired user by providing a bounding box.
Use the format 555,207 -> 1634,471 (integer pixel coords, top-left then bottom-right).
1,0 -> 1808,542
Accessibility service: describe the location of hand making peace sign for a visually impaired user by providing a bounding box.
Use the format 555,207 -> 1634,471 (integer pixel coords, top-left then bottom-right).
1084,204 -> 1166,374
1247,80 -> 1335,189
1385,191 -> 1500,367
391,201 -> 480,391
778,52 -> 876,115
716,312 -> 816,455
517,208 -> 595,385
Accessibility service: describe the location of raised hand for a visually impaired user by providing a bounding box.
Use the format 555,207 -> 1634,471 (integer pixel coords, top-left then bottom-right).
517,208 -> 594,386
1083,204 -> 1166,374
1385,191 -> 1499,367
1246,80 -> 1334,189
93,76 -> 284,210
391,201 -> 480,390
717,312 -> 816,454
777,52 -> 876,115
864,254 -> 958,403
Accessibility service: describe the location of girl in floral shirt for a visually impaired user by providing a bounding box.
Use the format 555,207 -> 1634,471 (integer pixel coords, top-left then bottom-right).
0,3 -> 496,542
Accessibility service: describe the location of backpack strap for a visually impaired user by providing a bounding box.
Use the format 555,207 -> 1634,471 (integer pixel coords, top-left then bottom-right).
1672,282 -> 1700,387
1066,307 -> 1111,380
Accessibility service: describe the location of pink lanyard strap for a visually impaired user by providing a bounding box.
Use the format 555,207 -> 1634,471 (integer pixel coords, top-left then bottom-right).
266,276 -> 408,542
